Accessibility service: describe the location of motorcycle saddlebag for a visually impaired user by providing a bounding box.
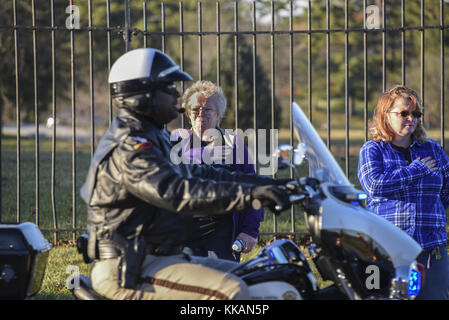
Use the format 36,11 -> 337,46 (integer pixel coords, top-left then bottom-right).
0,222 -> 52,299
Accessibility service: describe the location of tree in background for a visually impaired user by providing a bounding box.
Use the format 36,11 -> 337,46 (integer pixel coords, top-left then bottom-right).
204,35 -> 280,132
0,1 -> 71,123
1,0 -> 447,134
302,0 -> 449,129
249,0 -> 448,133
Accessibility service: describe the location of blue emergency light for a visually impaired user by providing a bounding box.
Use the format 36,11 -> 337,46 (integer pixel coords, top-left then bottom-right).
357,193 -> 368,201
408,269 -> 421,297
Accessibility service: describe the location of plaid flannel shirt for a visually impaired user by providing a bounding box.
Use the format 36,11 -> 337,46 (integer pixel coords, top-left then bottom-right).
358,137 -> 449,251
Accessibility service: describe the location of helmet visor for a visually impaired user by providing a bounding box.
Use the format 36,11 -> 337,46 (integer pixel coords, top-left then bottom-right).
157,66 -> 193,82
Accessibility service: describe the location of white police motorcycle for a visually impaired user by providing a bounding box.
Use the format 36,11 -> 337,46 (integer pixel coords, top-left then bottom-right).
70,102 -> 424,300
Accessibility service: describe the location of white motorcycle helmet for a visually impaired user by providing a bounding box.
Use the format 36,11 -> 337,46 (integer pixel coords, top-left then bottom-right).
109,48 -> 192,116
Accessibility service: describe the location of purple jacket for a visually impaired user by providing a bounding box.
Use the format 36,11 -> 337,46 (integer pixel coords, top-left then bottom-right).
171,127 -> 264,241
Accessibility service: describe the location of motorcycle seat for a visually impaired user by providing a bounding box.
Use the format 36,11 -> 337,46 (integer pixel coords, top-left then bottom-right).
69,274 -> 106,300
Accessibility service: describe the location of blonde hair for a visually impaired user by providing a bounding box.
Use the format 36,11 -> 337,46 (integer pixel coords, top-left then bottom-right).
369,85 -> 428,143
182,80 -> 227,125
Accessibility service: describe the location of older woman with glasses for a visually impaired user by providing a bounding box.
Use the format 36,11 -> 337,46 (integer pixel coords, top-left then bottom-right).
171,80 -> 264,262
357,85 -> 449,300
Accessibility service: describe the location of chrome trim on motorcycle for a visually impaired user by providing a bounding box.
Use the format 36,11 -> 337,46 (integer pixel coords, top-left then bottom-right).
335,268 -> 362,300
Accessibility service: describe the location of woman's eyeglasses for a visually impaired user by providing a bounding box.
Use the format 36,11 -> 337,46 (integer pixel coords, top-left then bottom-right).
390,110 -> 422,119
190,107 -> 216,117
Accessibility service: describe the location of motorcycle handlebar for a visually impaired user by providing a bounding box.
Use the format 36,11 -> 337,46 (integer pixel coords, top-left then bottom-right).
252,192 -> 307,212
274,194 -> 306,211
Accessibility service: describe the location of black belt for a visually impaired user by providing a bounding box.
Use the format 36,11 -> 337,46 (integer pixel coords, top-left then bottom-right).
145,243 -> 184,256
97,240 -> 183,259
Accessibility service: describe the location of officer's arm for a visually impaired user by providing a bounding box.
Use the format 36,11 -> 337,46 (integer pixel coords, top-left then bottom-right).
119,137 -> 256,215
189,162 -> 276,184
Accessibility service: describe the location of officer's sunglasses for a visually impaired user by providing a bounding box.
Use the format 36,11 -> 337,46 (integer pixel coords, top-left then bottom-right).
156,83 -> 179,96
390,110 -> 422,119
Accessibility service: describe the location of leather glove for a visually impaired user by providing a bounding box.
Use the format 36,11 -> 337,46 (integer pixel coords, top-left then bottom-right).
273,178 -> 293,185
274,178 -> 298,190
250,185 -> 291,214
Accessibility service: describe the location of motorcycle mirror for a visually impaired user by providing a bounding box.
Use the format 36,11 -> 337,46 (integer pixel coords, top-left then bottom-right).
273,143 -> 307,180
273,144 -> 295,170
294,142 -> 307,166
273,143 -> 307,168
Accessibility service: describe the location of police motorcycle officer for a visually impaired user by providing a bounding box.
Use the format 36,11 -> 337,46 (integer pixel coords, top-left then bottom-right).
79,48 -> 293,300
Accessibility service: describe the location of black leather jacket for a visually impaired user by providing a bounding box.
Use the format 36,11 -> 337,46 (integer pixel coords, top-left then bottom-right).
80,108 -> 276,256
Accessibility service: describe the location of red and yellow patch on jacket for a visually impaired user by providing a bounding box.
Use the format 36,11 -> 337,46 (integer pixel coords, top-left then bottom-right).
132,136 -> 153,150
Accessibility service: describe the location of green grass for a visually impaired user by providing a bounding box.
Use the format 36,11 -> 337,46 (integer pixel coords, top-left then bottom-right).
1,135 -> 90,238
33,243 -> 331,300
1,134 -> 361,299
36,246 -> 91,300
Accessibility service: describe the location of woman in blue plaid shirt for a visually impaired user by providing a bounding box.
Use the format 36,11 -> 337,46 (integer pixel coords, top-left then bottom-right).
358,85 -> 449,300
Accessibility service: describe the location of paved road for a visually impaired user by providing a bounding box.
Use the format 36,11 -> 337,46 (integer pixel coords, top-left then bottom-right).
2,124 -> 103,143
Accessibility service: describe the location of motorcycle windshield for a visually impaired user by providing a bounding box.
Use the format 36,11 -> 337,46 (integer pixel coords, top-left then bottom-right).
292,102 -> 350,185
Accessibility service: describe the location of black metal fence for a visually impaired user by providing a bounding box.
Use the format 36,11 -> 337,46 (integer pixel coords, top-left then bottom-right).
0,0 -> 448,241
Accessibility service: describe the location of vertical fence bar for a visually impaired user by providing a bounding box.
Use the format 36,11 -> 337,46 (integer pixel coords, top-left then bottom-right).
216,2 -> 221,87
401,0 -> 406,85
441,0 -> 445,147
421,0 -> 425,120
271,1 -> 276,136
198,2 -> 203,80
382,0 -> 386,92
0,36 -> 2,220
50,0 -> 58,243
289,0 -> 295,235
345,0 -> 349,177
0,64 -> 1,220
271,0 -> 278,234
0,94 -> 1,221
252,1 -> 258,173
107,0 -> 113,124
289,0 -> 294,143
160,3 -> 168,132
179,2 -> 185,128
70,4 -> 77,241
89,0 -> 95,156
32,0 -> 40,226
363,0 -> 368,142
161,2 -> 166,52
326,0 -> 331,148
124,0 -> 131,52
307,0 -> 312,119
234,1 -> 239,130
13,0 -> 21,223
143,1 -> 148,48
4,0 -> 445,239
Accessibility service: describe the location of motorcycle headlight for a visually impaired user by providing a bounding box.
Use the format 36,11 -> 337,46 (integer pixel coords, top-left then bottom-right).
390,261 -> 422,299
